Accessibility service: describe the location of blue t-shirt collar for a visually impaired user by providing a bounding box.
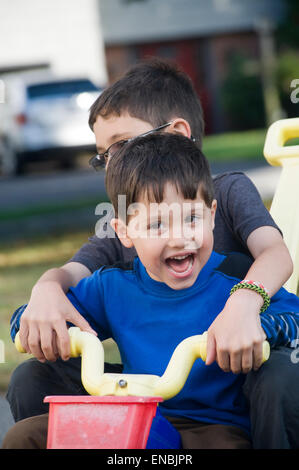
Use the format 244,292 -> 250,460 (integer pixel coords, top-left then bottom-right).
134,251 -> 225,298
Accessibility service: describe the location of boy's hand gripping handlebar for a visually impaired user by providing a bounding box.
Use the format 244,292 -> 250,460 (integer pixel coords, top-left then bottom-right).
15,327 -> 270,400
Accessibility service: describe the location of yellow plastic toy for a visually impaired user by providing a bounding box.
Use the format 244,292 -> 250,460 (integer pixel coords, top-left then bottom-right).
264,117 -> 299,294
15,327 -> 270,399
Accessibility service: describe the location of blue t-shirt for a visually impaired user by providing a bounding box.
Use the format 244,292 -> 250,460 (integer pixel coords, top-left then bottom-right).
60,251 -> 299,434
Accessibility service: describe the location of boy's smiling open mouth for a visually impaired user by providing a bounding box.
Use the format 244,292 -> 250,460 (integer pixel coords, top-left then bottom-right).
165,252 -> 195,278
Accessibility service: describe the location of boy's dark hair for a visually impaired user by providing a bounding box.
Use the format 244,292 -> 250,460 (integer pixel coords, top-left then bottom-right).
105,133 -> 214,221
89,58 -> 205,147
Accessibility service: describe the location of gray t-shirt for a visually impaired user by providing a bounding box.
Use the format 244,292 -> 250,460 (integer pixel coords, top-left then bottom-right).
69,172 -> 280,273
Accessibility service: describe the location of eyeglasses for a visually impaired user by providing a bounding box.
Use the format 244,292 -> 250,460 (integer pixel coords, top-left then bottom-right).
89,121 -> 173,170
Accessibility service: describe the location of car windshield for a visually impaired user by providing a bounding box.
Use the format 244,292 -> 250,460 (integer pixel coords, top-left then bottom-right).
27,80 -> 100,99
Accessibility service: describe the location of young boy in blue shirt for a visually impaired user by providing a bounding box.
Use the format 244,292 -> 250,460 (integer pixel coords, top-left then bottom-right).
4,133 -> 299,449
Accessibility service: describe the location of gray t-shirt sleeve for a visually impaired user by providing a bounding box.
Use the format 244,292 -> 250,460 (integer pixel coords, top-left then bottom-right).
213,171 -> 281,255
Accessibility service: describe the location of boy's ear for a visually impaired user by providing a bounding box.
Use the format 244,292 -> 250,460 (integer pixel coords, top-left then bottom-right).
210,199 -> 217,230
169,118 -> 192,139
110,218 -> 134,248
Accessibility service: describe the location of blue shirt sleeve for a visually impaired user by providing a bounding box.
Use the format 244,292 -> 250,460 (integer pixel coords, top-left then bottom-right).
10,304 -> 27,342
260,287 -> 299,347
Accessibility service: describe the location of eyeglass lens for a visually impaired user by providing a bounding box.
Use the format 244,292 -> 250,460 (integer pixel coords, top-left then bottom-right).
90,121 -> 173,169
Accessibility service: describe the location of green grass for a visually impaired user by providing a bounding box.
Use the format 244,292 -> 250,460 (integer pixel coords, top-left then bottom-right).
203,129 -> 299,163
203,128 -> 267,162
0,230 -> 121,392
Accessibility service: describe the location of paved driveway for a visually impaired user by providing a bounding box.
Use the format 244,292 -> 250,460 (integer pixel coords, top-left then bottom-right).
0,163 -> 280,213
0,168 -> 106,212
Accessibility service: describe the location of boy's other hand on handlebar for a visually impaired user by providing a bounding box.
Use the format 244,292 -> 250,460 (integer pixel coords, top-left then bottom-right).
18,281 -> 97,363
205,289 -> 266,374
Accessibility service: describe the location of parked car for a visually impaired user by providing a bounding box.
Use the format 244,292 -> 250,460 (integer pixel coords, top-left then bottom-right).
0,73 -> 102,176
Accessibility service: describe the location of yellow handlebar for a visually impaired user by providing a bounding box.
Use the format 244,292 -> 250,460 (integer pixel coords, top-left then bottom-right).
15,328 -> 270,399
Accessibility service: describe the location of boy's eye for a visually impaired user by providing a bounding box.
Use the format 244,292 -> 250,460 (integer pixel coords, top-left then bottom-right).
185,214 -> 201,224
148,220 -> 164,231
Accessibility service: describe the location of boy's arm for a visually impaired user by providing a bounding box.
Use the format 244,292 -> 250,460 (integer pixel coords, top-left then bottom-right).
17,224 -> 131,363
17,262 -> 97,363
206,236 -> 293,374
207,173 -> 293,374
246,226 -> 293,296
13,268 -> 111,361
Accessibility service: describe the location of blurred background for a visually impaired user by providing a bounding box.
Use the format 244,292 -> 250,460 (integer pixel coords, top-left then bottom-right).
0,0 -> 299,416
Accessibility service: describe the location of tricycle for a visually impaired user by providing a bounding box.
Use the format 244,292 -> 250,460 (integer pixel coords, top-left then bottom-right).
14,327 -> 270,449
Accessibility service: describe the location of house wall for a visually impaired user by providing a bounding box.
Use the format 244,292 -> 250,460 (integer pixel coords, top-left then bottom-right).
105,31 -> 260,134
0,0 -> 107,85
100,0 -> 285,133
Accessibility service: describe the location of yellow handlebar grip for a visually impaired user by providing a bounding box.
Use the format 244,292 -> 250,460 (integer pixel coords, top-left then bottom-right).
15,332 -> 26,354
262,340 -> 270,363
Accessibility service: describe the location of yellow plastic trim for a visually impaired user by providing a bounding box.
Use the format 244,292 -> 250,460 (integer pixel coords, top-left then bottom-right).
263,118 -> 299,293
14,328 -> 270,398
264,117 -> 299,166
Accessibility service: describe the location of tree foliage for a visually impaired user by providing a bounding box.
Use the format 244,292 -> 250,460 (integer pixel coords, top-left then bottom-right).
276,0 -> 299,48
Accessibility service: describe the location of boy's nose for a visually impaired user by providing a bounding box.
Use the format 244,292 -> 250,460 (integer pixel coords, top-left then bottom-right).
167,226 -> 195,248
167,237 -> 186,249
